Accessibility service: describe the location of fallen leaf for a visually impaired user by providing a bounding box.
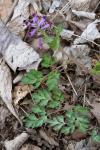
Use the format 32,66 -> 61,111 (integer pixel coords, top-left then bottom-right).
0,105 -> 10,128
61,29 -> 74,41
0,20 -> 40,71
54,44 -> 91,70
74,20 -> 100,44
0,58 -> 21,124
91,103 -> 100,124
42,0 -> 51,12
13,72 -> 24,84
7,0 -> 39,36
72,130 -> 87,140
13,84 -> 33,105
20,144 -> 41,150
39,130 -> 59,146
49,0 -> 61,13
0,0 -> 12,21
69,0 -> 91,11
75,140 -> 88,150
72,10 -> 96,20
4,132 -> 29,150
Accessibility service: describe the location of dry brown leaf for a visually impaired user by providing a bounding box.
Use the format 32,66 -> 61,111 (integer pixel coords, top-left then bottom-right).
0,20 -> 40,71
72,10 -> 96,20
0,0 -> 12,21
69,0 -> 91,11
0,105 -> 10,128
13,72 -> 24,84
7,0 -> 40,36
91,103 -> 100,124
61,29 -> 74,41
54,44 -> 91,69
0,58 -> 21,124
39,130 -> 59,146
20,144 -> 41,150
49,0 -> 61,13
74,20 -> 100,44
4,133 -> 29,150
13,84 -> 33,105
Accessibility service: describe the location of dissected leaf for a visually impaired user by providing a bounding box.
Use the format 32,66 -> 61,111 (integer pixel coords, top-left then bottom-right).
25,114 -> 47,128
22,70 -> 43,88
91,130 -> 100,143
32,89 -> 51,106
48,115 -> 65,131
32,106 -> 46,116
46,71 -> 60,91
41,54 -> 55,68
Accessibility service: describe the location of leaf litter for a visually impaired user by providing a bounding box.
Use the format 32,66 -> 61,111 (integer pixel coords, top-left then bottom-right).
0,0 -> 100,149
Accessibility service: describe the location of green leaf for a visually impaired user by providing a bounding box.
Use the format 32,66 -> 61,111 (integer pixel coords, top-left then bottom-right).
43,25 -> 63,50
53,124 -> 63,131
91,130 -> 100,143
24,113 -> 47,128
33,116 -> 47,128
22,70 -> 43,89
48,118 -> 59,126
52,88 -> 64,102
48,101 -> 60,108
61,127 -> 71,134
54,24 -> 63,35
49,36 -> 60,50
91,62 -> 100,75
41,54 -> 55,68
32,106 -> 46,116
78,123 -> 88,133
48,115 -> 65,131
32,89 -> 51,106
56,115 -> 64,123
46,71 -> 60,91
74,105 -> 89,115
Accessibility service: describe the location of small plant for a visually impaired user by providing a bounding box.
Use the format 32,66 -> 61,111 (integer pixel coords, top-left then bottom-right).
25,14 -> 63,50
91,62 -> 100,75
22,68 -> 64,128
48,105 -> 89,134
22,70 -> 90,134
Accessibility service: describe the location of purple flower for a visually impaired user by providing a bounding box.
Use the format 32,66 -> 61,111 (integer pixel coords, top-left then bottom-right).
38,38 -> 43,49
27,29 -> 37,37
25,14 -> 51,49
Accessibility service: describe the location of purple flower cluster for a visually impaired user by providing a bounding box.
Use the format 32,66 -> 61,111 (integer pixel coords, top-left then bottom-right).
25,14 -> 51,49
